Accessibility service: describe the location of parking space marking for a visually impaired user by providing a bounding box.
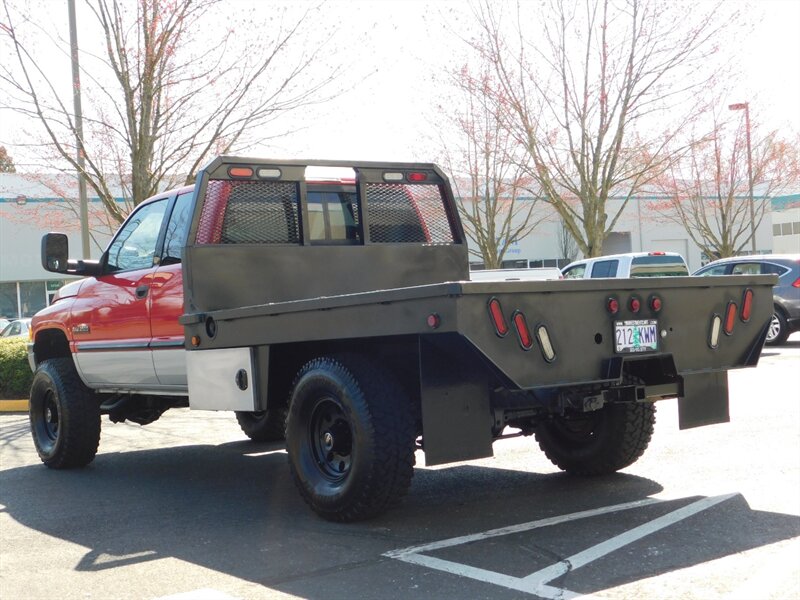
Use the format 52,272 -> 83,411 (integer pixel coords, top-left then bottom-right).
385,494 -> 736,599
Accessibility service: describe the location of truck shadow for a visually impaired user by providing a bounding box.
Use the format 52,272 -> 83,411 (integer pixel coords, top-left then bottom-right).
1,438 -> 798,599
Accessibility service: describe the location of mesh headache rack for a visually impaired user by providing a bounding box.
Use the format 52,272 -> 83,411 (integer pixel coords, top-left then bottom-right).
190,157 -> 465,247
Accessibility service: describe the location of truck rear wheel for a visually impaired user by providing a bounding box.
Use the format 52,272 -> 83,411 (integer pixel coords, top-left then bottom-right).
29,358 -> 101,469
535,402 -> 656,475
285,355 -> 416,522
234,408 -> 287,442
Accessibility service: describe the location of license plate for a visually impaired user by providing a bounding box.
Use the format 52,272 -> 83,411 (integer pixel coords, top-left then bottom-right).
614,320 -> 659,353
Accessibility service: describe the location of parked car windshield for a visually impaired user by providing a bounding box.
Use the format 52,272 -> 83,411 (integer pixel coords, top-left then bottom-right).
630,255 -> 689,277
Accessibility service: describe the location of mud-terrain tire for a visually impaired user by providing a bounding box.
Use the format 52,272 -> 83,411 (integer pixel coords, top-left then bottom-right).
29,358 -> 101,469
765,309 -> 789,346
535,402 -> 656,475
235,408 -> 287,442
285,354 -> 416,522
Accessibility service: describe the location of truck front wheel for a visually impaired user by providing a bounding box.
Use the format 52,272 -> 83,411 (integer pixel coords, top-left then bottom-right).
285,355 -> 416,522
535,402 -> 656,475
29,358 -> 101,469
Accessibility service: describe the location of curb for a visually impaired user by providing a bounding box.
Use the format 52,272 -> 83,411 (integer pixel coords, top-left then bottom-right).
0,399 -> 28,412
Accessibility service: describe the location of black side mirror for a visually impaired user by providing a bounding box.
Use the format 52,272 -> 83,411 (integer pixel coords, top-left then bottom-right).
42,233 -> 70,273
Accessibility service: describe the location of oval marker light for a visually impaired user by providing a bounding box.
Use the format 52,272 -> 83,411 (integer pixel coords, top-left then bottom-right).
709,315 -> 722,349
228,166 -> 253,178
257,168 -> 281,179
536,325 -> 556,362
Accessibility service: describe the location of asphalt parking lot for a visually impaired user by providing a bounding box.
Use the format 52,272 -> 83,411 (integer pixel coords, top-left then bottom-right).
1,337 -> 799,600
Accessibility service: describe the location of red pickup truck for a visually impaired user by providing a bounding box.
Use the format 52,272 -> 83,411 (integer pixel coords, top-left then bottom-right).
28,157 -> 774,521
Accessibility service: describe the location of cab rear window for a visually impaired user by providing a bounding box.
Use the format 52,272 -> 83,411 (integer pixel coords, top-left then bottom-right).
630,255 -> 689,277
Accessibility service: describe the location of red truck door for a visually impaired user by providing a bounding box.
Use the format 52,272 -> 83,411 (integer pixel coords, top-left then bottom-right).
149,190 -> 193,388
71,198 -> 169,387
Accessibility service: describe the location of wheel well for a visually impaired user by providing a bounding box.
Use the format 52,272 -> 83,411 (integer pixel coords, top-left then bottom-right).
267,336 -> 421,411
33,328 -> 71,366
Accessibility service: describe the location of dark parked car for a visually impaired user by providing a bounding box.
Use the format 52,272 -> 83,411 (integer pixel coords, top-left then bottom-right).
693,254 -> 800,345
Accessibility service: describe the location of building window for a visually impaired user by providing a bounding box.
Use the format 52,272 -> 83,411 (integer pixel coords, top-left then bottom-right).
773,224 -> 782,236
781,223 -> 792,235
0,282 -> 17,320
20,281 -> 47,317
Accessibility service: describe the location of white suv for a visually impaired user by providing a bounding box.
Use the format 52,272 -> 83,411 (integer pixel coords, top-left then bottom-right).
561,252 -> 689,279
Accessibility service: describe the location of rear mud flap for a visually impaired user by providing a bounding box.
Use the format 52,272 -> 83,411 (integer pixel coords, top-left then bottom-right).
678,371 -> 730,429
419,335 -> 494,466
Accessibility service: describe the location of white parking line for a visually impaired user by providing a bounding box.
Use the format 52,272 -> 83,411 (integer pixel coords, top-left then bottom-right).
385,494 -> 736,598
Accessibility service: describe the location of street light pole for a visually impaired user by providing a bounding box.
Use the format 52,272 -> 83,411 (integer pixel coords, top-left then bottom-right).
728,102 -> 756,254
68,0 -> 91,259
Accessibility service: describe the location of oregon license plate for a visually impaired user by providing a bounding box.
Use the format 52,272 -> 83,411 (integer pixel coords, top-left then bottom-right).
614,320 -> 659,353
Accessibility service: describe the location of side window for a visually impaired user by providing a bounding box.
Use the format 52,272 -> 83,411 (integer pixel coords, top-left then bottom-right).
762,263 -> 789,277
731,263 -> 760,275
696,265 -> 728,276
562,264 -> 586,279
591,260 -> 619,278
106,200 -> 168,272
161,192 -> 193,264
307,191 -> 360,244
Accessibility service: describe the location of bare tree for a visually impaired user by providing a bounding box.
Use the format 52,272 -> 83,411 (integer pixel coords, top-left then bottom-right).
470,0 -> 737,257
439,64 -> 542,269
1,0 -> 343,223
650,114 -> 799,259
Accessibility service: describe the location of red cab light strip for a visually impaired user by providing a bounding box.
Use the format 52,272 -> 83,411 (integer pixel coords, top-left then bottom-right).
724,302 -> 737,335
488,298 -> 509,337
228,166 -> 254,178
740,289 -> 753,322
512,311 -> 534,350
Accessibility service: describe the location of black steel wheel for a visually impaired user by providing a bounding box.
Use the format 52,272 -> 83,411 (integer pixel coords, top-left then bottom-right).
535,402 -> 656,475
285,354 -> 416,522
234,407 -> 287,442
765,309 -> 789,346
29,358 -> 101,469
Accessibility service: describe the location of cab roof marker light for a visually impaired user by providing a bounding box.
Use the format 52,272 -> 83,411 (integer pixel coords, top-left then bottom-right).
740,289 -> 753,322
228,166 -> 253,178
724,302 -> 737,335
536,325 -> 556,362
709,315 -> 722,349
257,168 -> 281,179
383,172 -> 404,182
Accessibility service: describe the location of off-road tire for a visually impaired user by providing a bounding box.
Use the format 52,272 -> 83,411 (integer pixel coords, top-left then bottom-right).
235,408 -> 287,442
765,309 -> 789,346
29,358 -> 101,469
285,354 -> 416,522
535,402 -> 656,475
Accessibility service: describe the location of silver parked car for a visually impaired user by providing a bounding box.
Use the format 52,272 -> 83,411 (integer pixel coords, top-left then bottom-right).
693,254 -> 800,345
0,318 -> 32,339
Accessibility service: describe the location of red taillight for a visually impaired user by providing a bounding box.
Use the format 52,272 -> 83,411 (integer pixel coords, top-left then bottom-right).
228,166 -> 253,178
488,298 -> 509,337
740,289 -> 753,322
512,311 -> 533,350
426,313 -> 441,329
607,297 -> 620,314
793,277 -> 800,288
648,251 -> 666,255
724,302 -> 737,335
407,172 -> 427,182
649,295 -> 662,312
629,296 -> 641,313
